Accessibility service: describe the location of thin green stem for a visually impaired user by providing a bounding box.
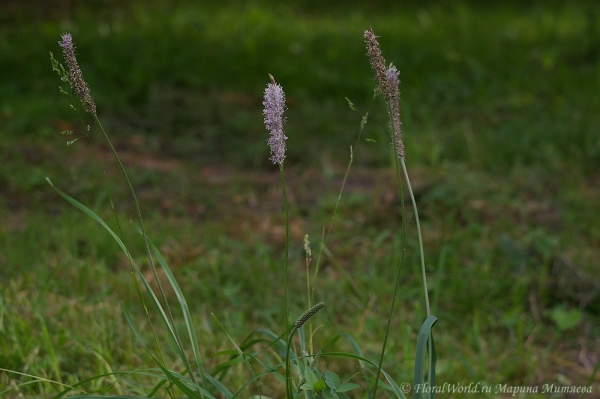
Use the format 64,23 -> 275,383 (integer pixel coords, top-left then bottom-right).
305,238 -> 313,355
285,327 -> 298,399
279,166 -> 290,356
71,110 -> 175,398
372,126 -> 407,399
312,104 -> 370,301
92,114 -> 200,391
400,156 -> 434,399
400,157 -> 430,316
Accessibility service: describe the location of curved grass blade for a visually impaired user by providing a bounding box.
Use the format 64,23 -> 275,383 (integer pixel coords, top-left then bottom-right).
46,178 -> 128,254
379,369 -> 408,399
47,179 -> 198,389
47,179 -> 176,342
150,240 -> 208,392
53,396 -> 155,399
247,328 -> 287,356
212,313 -> 261,398
124,304 -> 213,399
204,374 -> 233,399
0,369 -> 86,397
337,333 -> 373,397
230,362 -> 282,399
51,369 -> 153,399
413,315 -> 438,399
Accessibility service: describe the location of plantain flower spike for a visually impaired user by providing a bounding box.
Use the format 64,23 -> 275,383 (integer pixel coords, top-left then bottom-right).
295,302 -> 325,329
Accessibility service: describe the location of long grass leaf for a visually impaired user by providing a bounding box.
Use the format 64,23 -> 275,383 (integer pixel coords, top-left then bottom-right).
0,369 -> 84,397
204,374 -> 234,399
156,366 -> 203,399
122,303 -> 151,352
379,369 -> 408,399
212,313 -> 260,399
46,179 -> 179,349
413,315 -> 438,399
46,178 -> 128,254
337,333 -> 373,397
54,396 -> 156,399
247,329 -> 287,356
151,241 -> 207,391
51,370 -> 153,399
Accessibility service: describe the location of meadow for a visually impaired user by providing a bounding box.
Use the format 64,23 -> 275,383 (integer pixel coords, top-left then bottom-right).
1,0 -> 599,398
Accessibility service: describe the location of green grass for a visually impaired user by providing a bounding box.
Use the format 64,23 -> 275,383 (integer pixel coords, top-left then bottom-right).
1,0 -> 600,397
2,1 -> 599,168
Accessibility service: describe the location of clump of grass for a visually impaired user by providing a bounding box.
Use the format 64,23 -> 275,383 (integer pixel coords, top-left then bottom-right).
1,28 -> 438,399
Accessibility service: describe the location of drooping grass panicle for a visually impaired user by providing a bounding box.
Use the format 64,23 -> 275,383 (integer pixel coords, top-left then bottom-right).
386,65 -> 405,158
58,33 -> 96,115
263,74 -> 288,167
295,302 -> 325,329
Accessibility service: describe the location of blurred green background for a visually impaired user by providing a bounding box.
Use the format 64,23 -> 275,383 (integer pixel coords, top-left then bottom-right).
1,0 -> 599,397
3,0 -> 600,169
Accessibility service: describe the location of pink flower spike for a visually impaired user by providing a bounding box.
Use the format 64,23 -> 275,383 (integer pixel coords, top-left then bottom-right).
263,74 -> 287,167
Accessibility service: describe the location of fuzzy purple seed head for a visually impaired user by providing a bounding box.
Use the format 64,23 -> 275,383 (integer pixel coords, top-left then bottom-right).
386,65 -> 405,158
364,28 -> 391,102
263,74 -> 287,167
59,33 -> 96,114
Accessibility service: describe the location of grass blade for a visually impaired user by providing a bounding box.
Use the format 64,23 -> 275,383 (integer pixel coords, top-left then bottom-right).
212,313 -> 261,399
151,241 -> 208,392
413,315 -> 438,399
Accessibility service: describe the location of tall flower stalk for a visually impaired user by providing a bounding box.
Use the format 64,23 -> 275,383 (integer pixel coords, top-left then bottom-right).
262,74 -> 292,398
364,28 -> 433,398
56,33 -> 203,393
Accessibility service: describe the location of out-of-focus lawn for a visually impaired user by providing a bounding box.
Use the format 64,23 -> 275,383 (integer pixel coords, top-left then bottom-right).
1,1 -> 599,397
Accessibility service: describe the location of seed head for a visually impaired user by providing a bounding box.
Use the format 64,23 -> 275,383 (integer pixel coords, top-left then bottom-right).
386,65 -> 405,158
59,33 -> 96,114
364,28 -> 391,102
263,74 -> 287,167
309,350 -> 321,370
295,302 -> 325,329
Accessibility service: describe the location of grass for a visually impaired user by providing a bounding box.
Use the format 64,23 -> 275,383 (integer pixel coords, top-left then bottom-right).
2,1 -> 600,168
1,0 -> 600,397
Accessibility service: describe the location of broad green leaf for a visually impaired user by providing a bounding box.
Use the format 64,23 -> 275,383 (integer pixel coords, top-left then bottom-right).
304,366 -> 319,386
336,383 -> 360,393
300,383 -> 313,391
324,370 -> 340,389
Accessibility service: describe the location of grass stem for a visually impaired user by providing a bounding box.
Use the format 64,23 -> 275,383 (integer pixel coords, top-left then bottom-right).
399,156 -> 430,317
279,166 -> 291,398
93,114 -> 201,392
